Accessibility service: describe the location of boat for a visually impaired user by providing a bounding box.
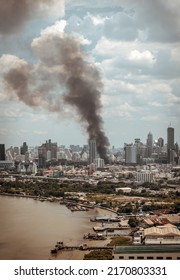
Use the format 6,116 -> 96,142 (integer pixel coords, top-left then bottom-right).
50,248 -> 57,254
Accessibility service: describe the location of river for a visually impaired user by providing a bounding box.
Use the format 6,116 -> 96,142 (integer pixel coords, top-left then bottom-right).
0,195 -> 105,260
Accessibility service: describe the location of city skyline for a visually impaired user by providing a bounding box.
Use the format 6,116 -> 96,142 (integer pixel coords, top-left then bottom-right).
1,125 -> 179,151
0,1 -> 180,148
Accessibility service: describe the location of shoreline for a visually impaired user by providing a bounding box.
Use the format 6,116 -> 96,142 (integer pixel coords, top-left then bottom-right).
0,194 -> 116,260
0,192 -> 117,214
51,207 -> 114,260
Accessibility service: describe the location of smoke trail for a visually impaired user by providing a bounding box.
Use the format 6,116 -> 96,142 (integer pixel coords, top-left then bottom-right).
0,0 -> 64,35
33,31 -> 110,160
2,28 -> 109,161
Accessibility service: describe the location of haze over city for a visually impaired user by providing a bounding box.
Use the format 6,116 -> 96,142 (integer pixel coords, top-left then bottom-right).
0,0 -> 180,149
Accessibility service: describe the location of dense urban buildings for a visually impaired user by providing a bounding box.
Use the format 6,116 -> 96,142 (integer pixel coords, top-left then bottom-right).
0,125 -> 180,177
1,126 -> 180,261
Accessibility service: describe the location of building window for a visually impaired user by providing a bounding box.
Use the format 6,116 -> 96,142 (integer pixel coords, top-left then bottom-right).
147,256 -> 154,259
128,256 -> 134,259
166,257 -> 172,260
119,256 -> 124,259
177,257 -> 180,260
156,257 -> 163,260
137,256 -> 144,259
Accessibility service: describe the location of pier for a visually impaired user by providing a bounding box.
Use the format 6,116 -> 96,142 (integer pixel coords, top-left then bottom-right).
50,241 -> 113,254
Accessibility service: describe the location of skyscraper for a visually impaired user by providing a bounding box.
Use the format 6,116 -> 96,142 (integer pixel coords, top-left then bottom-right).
146,132 -> 153,157
167,126 -> 174,163
158,137 -> 164,148
89,139 -> 97,164
20,142 -> 28,155
124,143 -> 137,165
38,139 -> 58,168
0,144 -> 5,160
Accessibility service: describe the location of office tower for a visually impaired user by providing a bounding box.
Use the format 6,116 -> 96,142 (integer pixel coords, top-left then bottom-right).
167,126 -> 174,163
0,144 -> 5,160
20,142 -> 28,155
124,144 -> 137,165
146,132 -> 153,157
38,139 -> 58,168
89,139 -> 97,164
38,146 -> 47,168
134,138 -> 141,164
158,137 -> 164,148
45,139 -> 57,159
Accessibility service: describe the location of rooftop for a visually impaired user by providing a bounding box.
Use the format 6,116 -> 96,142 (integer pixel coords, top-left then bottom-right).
144,226 -> 180,236
114,245 -> 180,254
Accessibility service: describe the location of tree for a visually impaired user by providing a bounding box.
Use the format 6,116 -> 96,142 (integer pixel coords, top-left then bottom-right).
128,217 -> 138,228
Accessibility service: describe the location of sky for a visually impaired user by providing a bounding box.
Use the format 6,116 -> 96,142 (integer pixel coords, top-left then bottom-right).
0,0 -> 180,149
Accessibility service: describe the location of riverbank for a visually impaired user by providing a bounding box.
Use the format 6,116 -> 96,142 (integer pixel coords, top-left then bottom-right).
53,206 -> 118,260
0,195 -> 116,260
51,207 -> 114,260
0,192 -> 118,214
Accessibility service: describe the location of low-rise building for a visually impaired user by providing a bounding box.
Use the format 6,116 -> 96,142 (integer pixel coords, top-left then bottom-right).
136,171 -> 153,183
113,245 -> 180,260
144,226 -> 180,245
115,187 -> 132,193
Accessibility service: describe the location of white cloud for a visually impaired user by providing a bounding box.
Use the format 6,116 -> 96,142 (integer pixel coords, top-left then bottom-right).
86,13 -> 108,26
40,20 -> 67,35
94,36 -> 126,56
37,0 -> 65,19
71,33 -> 92,45
128,49 -> 156,65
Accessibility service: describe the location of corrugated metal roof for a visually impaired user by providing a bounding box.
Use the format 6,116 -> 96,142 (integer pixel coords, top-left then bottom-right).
144,226 -> 180,236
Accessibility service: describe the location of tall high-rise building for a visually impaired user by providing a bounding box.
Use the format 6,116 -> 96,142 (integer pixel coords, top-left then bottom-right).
38,146 -> 47,168
38,139 -> 58,168
89,139 -> 97,164
45,139 -> 57,159
167,126 -> 174,163
158,137 -> 164,148
20,142 -> 28,155
124,144 -> 137,165
146,132 -> 153,157
0,144 -> 5,160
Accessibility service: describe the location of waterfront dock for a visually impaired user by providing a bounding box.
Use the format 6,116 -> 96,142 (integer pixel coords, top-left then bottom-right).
50,241 -> 113,254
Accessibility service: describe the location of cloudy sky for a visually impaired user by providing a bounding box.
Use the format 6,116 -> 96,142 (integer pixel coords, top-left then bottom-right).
0,0 -> 180,149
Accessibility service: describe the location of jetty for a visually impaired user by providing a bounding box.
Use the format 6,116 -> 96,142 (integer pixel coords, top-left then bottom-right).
50,241 -> 113,254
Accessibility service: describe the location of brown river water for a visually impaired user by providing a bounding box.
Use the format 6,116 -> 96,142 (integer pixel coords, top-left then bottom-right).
0,195 -> 103,260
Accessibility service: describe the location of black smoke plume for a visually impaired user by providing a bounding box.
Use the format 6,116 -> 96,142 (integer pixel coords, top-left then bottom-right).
0,0 -> 63,35
3,31 -> 109,161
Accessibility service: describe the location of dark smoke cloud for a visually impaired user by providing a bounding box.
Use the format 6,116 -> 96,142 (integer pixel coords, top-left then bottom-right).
3,57 -> 63,113
2,30 -> 109,161
0,0 -> 63,35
